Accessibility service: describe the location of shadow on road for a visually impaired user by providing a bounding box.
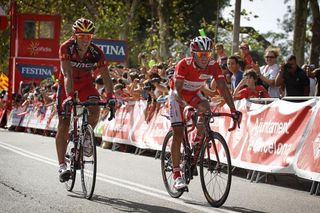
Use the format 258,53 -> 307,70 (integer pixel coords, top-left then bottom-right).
69,193 -> 186,213
222,206 -> 267,213
183,199 -> 267,213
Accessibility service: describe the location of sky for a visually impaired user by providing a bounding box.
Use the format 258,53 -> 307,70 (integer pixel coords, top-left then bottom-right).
222,0 -> 294,34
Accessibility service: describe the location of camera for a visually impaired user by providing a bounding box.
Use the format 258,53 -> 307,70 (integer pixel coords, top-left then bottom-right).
150,77 -> 161,84
220,63 -> 228,70
143,81 -> 155,91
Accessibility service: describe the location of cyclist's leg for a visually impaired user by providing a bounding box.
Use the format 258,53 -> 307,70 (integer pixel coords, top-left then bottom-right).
80,92 -> 100,155
191,91 -> 211,142
79,88 -> 100,128
87,99 -> 100,128
169,93 -> 187,189
56,116 -> 71,165
56,86 -> 71,182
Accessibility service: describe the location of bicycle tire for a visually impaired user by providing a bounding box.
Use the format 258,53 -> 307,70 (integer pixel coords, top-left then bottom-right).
65,136 -> 76,192
161,130 -> 184,198
80,124 -> 97,200
199,131 -> 232,207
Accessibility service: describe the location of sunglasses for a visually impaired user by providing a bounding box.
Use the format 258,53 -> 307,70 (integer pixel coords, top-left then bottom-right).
194,51 -> 212,58
76,34 -> 93,39
265,56 -> 275,59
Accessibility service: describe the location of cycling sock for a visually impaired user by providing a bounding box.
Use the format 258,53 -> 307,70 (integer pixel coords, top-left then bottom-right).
59,163 -> 66,169
173,167 -> 181,180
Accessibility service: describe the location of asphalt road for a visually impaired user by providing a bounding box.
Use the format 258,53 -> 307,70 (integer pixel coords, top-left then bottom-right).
0,128 -> 319,213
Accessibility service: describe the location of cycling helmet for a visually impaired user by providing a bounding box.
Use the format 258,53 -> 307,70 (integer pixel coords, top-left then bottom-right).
72,18 -> 95,34
190,36 -> 213,52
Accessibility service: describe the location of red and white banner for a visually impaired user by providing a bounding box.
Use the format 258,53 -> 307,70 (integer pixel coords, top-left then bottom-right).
237,99 -> 315,173
294,104 -> 320,181
6,98 -> 320,181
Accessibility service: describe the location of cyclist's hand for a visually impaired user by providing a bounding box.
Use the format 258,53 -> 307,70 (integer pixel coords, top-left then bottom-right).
231,110 -> 242,128
62,95 -> 74,109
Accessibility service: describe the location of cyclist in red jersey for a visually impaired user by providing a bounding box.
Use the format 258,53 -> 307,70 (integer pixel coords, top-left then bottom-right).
56,18 -> 114,182
169,36 -> 241,190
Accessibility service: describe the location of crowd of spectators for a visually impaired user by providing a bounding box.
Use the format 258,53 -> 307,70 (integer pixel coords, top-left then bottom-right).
1,41 -> 320,151
2,42 -> 320,116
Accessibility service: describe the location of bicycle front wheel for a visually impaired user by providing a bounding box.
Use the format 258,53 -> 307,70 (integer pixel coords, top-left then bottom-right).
160,130 -> 184,198
65,136 -> 76,192
199,131 -> 232,207
80,125 -> 97,200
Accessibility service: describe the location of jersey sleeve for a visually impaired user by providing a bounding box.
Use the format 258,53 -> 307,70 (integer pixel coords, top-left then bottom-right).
59,42 -> 71,61
174,59 -> 188,80
96,47 -> 109,68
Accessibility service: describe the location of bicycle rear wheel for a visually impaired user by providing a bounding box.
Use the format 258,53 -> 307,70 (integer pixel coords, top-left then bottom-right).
161,130 -> 184,198
80,125 -> 97,200
199,131 -> 232,207
65,136 -> 76,191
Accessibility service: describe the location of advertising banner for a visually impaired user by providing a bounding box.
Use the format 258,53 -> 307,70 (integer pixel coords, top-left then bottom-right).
16,14 -> 61,58
294,102 -> 320,181
92,38 -> 128,63
240,99 -> 315,173
13,58 -> 60,93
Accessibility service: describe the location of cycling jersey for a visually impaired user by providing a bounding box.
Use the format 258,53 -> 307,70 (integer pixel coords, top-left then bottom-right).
169,57 -> 225,126
56,37 -> 108,115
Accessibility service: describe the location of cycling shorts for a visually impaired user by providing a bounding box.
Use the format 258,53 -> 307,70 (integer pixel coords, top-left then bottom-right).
56,82 -> 100,116
168,90 -> 207,127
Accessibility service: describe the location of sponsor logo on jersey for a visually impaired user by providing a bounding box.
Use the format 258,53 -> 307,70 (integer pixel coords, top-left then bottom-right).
183,80 -> 204,91
71,61 -> 98,69
199,74 -> 211,80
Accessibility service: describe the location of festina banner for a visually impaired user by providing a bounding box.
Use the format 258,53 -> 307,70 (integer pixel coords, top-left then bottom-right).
92,38 -> 128,63
17,64 -> 54,79
12,58 -> 60,93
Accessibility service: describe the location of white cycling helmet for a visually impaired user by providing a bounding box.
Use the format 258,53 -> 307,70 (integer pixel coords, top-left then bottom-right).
190,36 -> 213,52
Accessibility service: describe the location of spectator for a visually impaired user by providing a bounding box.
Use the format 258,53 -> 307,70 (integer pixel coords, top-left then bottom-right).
214,43 -> 228,65
275,55 -> 310,96
239,42 -> 253,70
233,70 -> 270,100
309,66 -> 320,96
252,48 -> 281,98
302,64 -> 317,96
227,55 -> 244,92
148,49 -> 162,69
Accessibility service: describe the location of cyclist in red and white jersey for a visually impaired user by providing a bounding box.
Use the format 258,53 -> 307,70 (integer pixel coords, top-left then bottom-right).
56,18 -> 114,182
169,36 -> 241,190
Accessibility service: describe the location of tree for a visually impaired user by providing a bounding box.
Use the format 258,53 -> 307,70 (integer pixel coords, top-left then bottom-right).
293,0 -> 308,65
309,0 -> 320,66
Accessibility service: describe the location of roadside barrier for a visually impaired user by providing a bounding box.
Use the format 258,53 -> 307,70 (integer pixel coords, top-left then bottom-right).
5,98 -> 320,185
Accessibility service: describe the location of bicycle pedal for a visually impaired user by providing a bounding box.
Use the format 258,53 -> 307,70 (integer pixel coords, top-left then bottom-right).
184,187 -> 189,192
177,186 -> 189,192
192,167 -> 198,176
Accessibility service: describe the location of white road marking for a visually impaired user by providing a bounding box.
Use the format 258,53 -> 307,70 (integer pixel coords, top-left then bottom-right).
0,141 -> 234,213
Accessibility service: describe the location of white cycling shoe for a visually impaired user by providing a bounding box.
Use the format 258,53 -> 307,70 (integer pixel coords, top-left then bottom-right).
173,177 -> 188,190
58,165 -> 71,183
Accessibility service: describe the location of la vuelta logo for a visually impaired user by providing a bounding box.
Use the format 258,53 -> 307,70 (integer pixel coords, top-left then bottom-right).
313,133 -> 320,159
28,41 -> 52,56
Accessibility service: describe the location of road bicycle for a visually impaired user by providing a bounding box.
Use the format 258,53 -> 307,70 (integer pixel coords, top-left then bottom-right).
64,95 -> 116,200
161,108 -> 240,207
